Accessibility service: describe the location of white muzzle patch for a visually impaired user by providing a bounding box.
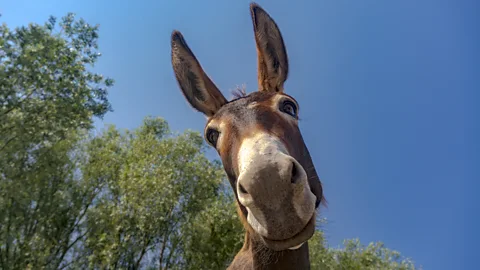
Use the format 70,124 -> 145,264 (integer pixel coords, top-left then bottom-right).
236,133 -> 316,238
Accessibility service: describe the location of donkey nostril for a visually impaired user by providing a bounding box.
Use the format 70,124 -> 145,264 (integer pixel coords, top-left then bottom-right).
315,199 -> 321,208
291,161 -> 298,184
238,183 -> 248,195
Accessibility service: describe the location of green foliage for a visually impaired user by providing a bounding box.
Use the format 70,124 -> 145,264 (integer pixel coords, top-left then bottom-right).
77,117 -> 228,269
0,130 -> 95,269
309,231 -> 418,270
0,13 -> 113,269
180,187 -> 244,270
0,13 -> 114,155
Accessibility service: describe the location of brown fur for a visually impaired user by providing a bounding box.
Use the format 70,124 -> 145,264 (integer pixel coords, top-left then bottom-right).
171,3 -> 324,269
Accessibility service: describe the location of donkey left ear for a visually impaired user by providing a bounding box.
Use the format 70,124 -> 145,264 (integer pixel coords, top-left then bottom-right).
171,31 -> 227,117
250,3 -> 289,93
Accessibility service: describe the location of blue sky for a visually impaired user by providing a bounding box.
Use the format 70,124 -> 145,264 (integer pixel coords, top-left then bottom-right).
2,0 -> 478,269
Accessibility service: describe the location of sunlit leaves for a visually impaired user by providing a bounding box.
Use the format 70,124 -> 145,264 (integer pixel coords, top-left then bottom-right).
309,230 -> 419,270
0,13 -> 112,269
0,130 -> 94,269
0,13 -> 114,155
79,117 -> 228,269
179,187 -> 244,270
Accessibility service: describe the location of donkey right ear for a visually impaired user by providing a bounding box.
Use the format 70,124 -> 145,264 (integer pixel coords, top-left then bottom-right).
171,31 -> 227,117
250,3 -> 289,93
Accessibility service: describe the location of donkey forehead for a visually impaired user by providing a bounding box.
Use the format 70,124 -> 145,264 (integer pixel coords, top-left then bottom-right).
207,91 -> 297,129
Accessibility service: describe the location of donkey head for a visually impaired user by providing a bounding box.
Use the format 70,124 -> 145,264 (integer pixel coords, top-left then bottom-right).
171,3 -> 323,251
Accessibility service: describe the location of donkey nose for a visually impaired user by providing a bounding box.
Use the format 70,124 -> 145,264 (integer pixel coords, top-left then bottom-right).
236,153 -> 306,207
238,159 -> 301,195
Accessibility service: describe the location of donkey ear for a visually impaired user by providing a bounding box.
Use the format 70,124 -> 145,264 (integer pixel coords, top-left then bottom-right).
171,31 -> 227,117
250,3 -> 289,93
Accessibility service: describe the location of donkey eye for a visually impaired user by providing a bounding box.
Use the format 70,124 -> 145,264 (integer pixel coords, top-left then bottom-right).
206,128 -> 220,147
281,100 -> 298,118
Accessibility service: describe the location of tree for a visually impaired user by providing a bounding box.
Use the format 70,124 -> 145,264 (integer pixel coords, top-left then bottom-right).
77,117 -> 228,269
179,187 -> 244,270
0,13 -> 113,269
309,229 -> 418,270
0,13 -> 113,154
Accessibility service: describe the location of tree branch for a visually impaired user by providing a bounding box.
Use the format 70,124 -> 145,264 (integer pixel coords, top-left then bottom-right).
0,88 -> 36,117
0,136 -> 16,152
48,191 -> 96,268
54,228 -> 89,269
134,237 -> 151,269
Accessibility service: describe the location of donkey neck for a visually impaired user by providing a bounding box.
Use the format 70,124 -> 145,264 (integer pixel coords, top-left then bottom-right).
229,232 -> 311,270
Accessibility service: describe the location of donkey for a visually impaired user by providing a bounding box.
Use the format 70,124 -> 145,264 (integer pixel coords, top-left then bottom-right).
171,2 -> 324,269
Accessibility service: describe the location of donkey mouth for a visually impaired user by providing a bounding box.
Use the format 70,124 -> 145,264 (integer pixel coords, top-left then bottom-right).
260,212 -> 316,251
